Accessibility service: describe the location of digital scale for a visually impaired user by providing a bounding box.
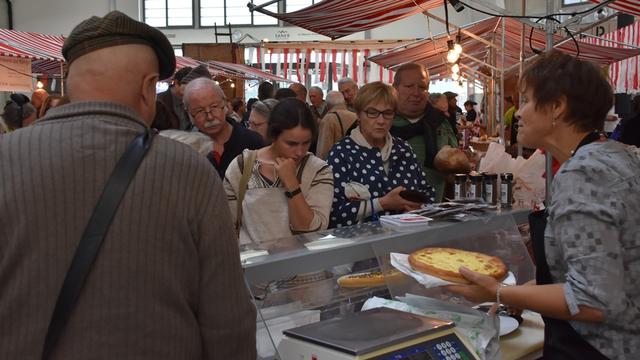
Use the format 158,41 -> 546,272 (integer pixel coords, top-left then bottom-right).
278,307 -> 480,360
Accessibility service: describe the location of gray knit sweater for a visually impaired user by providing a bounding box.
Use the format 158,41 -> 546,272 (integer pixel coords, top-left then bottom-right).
0,101 -> 256,359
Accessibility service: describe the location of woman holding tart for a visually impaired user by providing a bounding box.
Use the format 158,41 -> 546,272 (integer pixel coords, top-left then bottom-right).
448,51 -> 640,359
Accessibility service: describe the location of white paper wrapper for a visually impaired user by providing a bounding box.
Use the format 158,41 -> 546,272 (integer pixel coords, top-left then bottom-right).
390,252 -> 516,288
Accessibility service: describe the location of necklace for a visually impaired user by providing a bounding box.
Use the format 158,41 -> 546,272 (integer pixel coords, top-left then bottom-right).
570,131 -> 601,157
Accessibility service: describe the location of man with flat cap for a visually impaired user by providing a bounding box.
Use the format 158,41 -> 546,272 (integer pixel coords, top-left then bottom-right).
153,65 -> 193,130
0,10 -> 255,360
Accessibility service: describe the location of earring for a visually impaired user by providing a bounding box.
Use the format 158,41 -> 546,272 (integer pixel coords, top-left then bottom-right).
552,117 -> 556,128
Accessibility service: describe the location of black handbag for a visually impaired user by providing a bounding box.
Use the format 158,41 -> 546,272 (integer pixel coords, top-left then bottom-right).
41,129 -> 155,359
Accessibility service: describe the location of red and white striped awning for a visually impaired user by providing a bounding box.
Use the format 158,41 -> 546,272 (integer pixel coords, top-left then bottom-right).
591,0 -> 640,17
250,0 -> 441,40
0,28 -> 65,75
208,60 -> 293,83
369,17 -> 640,81
583,21 -> 640,93
175,56 -> 291,83
0,28 -> 64,61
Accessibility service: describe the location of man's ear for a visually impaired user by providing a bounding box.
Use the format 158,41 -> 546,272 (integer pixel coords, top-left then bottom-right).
139,73 -> 159,124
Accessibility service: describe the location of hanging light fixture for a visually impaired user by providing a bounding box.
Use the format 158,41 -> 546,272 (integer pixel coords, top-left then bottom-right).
451,63 -> 460,74
446,41 -> 458,63
446,39 -> 460,63
454,33 -> 463,54
452,72 -> 460,81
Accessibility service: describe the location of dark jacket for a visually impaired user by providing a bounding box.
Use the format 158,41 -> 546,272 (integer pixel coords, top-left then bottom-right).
390,103 -> 448,169
619,113 -> 640,147
154,88 -> 191,131
206,118 -> 264,178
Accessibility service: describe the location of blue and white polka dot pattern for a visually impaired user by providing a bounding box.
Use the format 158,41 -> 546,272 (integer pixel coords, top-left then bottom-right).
327,136 -> 435,228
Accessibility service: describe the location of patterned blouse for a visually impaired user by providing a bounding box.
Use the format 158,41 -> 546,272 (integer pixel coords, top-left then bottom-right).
545,140 -> 640,359
327,135 -> 435,228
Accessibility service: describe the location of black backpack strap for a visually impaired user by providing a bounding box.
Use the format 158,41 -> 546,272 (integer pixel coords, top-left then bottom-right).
41,129 -> 155,360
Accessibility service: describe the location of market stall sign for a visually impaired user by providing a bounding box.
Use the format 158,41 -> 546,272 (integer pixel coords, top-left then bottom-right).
0,55 -> 32,92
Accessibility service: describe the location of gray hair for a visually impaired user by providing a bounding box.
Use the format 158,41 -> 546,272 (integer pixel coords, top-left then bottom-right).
337,77 -> 357,89
182,77 -> 226,110
251,98 -> 279,119
428,92 -> 444,105
325,91 -> 345,109
309,86 -> 324,95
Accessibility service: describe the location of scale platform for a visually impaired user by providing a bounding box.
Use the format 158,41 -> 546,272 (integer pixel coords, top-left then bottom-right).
279,307 -> 480,360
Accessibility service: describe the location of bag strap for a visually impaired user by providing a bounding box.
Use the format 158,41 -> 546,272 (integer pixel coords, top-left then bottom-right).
296,154 -> 310,183
330,111 -> 345,136
235,150 -> 257,234
41,130 -> 155,360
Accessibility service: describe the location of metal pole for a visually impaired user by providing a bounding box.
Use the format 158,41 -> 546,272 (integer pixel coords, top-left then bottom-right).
60,62 -> 65,96
518,0 -> 525,157
499,18 -> 505,146
545,0 -> 555,206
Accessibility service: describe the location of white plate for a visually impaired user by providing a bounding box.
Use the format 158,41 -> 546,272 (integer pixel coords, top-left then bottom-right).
499,315 -> 519,336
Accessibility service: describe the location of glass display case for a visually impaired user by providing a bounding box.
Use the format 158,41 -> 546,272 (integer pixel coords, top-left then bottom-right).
242,209 -> 533,360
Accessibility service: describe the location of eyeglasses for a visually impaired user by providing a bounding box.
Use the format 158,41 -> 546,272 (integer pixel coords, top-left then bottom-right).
190,103 -> 225,120
364,108 -> 395,120
248,120 -> 266,128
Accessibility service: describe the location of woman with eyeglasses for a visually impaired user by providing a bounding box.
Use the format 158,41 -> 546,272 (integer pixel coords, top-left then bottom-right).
247,98 -> 279,143
327,82 -> 435,228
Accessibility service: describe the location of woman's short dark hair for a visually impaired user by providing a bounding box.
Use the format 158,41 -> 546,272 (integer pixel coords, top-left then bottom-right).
520,50 -> 613,132
267,98 -> 317,141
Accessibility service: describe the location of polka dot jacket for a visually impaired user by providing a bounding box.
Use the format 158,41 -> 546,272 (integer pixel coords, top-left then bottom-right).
327,136 -> 435,228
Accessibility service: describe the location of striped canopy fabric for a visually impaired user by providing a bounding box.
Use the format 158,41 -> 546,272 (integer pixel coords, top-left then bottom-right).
249,0 -> 442,40
208,60 -> 294,83
369,17 -> 640,81
0,28 -> 65,75
583,20 -> 640,93
175,56 -> 292,83
591,0 -> 640,16
0,28 -> 64,61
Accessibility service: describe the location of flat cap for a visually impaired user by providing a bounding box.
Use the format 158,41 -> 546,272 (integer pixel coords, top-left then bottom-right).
464,100 -> 477,106
62,11 -> 176,79
180,64 -> 212,85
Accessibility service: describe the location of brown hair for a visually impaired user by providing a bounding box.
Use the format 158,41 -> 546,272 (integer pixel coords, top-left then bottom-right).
354,81 -> 397,114
392,63 -> 428,87
519,50 -> 613,132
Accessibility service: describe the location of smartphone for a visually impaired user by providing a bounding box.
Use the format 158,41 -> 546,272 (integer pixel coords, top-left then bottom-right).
399,190 -> 429,203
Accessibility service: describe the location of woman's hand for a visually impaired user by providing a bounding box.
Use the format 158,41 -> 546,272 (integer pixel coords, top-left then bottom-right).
446,266 -> 501,303
379,186 -> 422,212
274,157 -> 299,190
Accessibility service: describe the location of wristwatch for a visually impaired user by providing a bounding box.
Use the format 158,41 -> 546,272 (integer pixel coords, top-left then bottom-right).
285,187 -> 302,198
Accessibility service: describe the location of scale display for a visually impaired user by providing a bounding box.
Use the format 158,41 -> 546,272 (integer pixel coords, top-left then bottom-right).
370,333 -> 474,360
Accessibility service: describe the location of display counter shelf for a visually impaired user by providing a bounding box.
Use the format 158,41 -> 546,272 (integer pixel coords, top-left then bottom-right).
243,208 -> 530,285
